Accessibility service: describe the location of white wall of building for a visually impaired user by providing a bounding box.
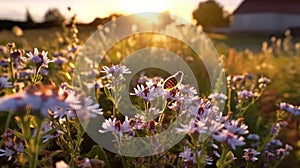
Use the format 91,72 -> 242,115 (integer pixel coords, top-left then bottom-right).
231,13 -> 300,33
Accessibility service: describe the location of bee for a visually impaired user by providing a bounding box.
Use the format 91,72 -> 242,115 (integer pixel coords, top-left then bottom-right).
162,71 -> 184,91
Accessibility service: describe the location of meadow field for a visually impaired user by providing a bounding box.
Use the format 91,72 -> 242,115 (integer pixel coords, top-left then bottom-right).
0,18 -> 300,168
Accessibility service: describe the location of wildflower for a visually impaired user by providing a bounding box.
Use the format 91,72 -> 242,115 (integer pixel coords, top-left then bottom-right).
267,139 -> 283,148
131,81 -> 164,102
51,86 -> 103,121
138,72 -> 149,83
243,148 -> 260,162
53,56 -> 68,65
16,69 -> 34,79
178,84 -> 197,97
177,117 -> 223,142
270,121 -> 287,136
258,76 -> 271,84
179,146 -> 195,164
238,90 -> 254,99
131,85 -> 148,100
101,64 -> 131,80
188,99 -> 213,118
9,49 -> 26,68
148,107 -> 162,116
0,129 -> 25,161
208,93 -> 227,103
26,48 -> 53,68
232,75 -> 244,82
276,145 -> 292,157
264,139 -> 293,165
176,118 -> 207,135
69,96 -> 103,121
224,118 -> 249,135
264,151 -> 275,163
0,148 -> 14,161
176,96 -> 195,112
39,68 -> 49,75
0,77 -> 12,89
0,82 -> 69,116
142,108 -> 162,120
279,102 -> 300,116
247,134 -> 260,141
41,121 -> 63,143
129,114 -> 147,130
211,143 -> 221,158
0,59 -> 8,67
213,129 -> 245,150
101,64 -> 131,91
99,116 -> 132,137
179,147 -> 212,167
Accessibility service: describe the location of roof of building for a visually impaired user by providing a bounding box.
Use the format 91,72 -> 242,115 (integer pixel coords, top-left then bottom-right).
233,0 -> 300,15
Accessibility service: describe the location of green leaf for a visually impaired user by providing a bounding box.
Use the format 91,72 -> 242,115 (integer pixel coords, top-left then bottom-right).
104,87 -> 112,97
224,151 -> 235,165
86,145 -> 110,168
14,130 -> 26,140
119,85 -> 126,92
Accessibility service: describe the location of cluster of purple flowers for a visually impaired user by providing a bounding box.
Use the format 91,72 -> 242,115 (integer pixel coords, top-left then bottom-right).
0,129 -> 24,161
0,58 -> 297,167
0,82 -> 102,121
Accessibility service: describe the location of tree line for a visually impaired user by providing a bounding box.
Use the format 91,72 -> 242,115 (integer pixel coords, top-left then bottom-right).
1,0 -> 230,31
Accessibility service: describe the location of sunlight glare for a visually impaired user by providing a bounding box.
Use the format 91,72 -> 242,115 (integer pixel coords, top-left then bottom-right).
120,0 -> 167,14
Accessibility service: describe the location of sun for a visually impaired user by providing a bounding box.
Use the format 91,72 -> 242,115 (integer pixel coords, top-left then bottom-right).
120,0 -> 168,14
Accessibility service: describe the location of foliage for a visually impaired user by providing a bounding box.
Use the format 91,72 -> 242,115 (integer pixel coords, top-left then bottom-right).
192,0 -> 229,29
44,8 -> 66,25
26,8 -> 34,24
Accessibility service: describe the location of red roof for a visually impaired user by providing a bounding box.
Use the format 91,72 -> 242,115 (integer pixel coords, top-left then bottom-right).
233,0 -> 300,15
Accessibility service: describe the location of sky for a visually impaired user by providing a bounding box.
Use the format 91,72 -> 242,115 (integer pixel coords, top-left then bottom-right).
0,0 -> 244,23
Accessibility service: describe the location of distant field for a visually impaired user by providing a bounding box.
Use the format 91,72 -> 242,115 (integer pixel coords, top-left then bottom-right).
0,26 -> 96,49
3,26 -> 299,52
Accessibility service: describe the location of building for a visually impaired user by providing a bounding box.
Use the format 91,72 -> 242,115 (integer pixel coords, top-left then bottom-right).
231,0 -> 300,34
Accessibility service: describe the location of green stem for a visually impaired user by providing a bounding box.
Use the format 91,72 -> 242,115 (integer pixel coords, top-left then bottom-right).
64,118 -> 77,167
4,112 -> 13,131
31,125 -> 42,168
112,80 -> 119,118
272,156 -> 285,168
9,58 -> 15,85
32,66 -> 42,84
245,162 -> 249,168
227,88 -> 232,113
217,145 -> 229,168
237,90 -> 263,118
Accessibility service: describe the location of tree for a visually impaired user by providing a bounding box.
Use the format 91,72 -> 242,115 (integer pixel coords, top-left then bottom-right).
192,0 -> 228,30
26,8 -> 34,23
44,8 -> 65,25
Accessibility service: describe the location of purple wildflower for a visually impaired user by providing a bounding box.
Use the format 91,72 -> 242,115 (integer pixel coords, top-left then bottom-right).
243,148 -> 260,162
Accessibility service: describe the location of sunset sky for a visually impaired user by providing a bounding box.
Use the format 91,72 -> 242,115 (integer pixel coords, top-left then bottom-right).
0,0 -> 243,23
